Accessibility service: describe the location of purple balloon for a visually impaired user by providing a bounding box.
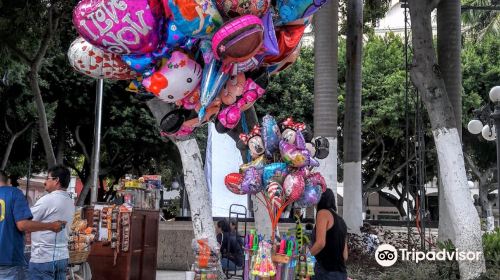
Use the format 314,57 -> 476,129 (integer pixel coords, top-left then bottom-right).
73,0 -> 163,55
241,167 -> 264,194
261,10 -> 279,56
296,184 -> 322,207
279,139 -> 319,168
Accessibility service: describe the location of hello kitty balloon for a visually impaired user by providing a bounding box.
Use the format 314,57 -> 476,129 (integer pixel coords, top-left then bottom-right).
142,51 -> 202,103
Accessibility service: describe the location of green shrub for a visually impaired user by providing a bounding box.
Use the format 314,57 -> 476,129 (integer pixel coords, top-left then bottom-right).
482,228 -> 500,267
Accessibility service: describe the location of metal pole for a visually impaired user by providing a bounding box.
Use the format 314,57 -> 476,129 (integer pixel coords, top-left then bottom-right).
403,2 -> 411,250
491,104 -> 500,223
25,128 -> 35,199
90,79 -> 104,204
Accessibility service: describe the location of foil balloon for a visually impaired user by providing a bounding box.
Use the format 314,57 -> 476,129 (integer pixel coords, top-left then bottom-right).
198,60 -> 230,122
267,181 -> 283,210
73,0 -> 163,54
177,87 -> 200,110
279,134 -> 319,168
276,0 -> 329,24
262,162 -> 288,187
215,0 -> 270,18
216,77 -> 266,132
283,172 -> 305,202
167,0 -> 223,38
212,15 -> 264,63
236,57 -> 261,73
263,24 -> 305,65
260,10 -> 279,56
306,172 -> 327,192
295,184 -> 322,207
267,43 -> 301,75
225,173 -> 244,194
238,125 -> 265,159
68,37 -> 136,80
261,115 -> 281,157
241,167 -> 264,194
165,20 -> 188,46
121,53 -> 156,75
220,73 -> 246,105
239,155 -> 266,173
142,51 -> 202,102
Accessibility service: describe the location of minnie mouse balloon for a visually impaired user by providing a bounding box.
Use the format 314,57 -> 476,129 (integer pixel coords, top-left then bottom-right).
168,0 -> 223,38
68,37 -> 136,80
142,51 -> 202,102
220,73 -> 246,105
215,0 -> 270,18
73,0 -> 163,54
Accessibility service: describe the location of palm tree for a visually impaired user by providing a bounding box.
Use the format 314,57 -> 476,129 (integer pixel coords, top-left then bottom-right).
462,0 -> 500,39
313,1 -> 339,204
343,0 -> 363,233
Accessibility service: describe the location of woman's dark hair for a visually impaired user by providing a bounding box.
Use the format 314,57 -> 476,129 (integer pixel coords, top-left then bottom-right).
48,165 -> 71,189
217,219 -> 231,233
317,189 -> 337,212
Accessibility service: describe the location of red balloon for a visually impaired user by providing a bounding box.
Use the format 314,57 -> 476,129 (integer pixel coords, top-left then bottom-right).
151,72 -> 168,89
264,24 -> 306,65
149,84 -> 161,95
225,173 -> 244,195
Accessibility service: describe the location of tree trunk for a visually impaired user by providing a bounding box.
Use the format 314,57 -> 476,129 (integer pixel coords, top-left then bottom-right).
1,122 -> 32,170
314,0 -> 339,203
29,68 -> 56,167
146,99 -> 226,279
408,1 -> 485,278
343,0 -> 363,234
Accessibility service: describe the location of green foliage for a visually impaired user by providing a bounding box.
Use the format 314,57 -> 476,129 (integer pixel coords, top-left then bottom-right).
483,228 -> 500,266
462,0 -> 500,40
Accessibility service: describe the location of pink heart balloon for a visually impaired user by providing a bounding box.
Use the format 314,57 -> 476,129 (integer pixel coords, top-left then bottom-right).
73,0 -> 163,55
283,172 -> 305,202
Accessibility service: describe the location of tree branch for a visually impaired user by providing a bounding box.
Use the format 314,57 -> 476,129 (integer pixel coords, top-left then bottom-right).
33,6 -> 61,70
4,118 -> 12,135
362,136 -> 382,162
75,126 -> 90,161
364,139 -> 386,190
464,152 -> 482,181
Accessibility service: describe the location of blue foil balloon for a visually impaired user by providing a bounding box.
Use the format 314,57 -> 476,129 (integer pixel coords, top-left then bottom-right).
262,162 -> 288,187
277,0 -> 329,24
295,184 -> 322,207
261,115 -> 281,157
198,60 -> 229,122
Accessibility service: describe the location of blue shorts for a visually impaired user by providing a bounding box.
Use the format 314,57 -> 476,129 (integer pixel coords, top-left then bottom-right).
313,263 -> 348,280
28,259 -> 68,280
0,265 -> 27,280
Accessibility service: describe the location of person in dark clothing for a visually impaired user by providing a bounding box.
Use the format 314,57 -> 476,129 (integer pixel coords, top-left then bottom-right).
216,220 -> 243,271
310,189 -> 348,280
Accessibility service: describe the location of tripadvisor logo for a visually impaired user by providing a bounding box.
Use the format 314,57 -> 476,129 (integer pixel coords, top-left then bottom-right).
375,243 -> 482,267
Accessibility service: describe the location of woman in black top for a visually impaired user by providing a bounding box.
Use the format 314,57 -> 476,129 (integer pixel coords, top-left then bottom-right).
310,189 -> 348,280
216,220 -> 244,271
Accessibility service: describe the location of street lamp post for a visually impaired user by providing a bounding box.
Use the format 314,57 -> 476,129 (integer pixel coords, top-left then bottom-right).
489,86 -> 500,222
468,86 -> 500,228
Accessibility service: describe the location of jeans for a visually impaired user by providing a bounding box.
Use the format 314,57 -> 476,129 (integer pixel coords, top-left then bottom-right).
0,265 -> 27,280
313,263 -> 347,280
221,258 -> 241,271
29,259 -> 68,280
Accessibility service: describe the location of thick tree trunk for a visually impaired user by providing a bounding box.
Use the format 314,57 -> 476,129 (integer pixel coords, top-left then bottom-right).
314,0 -> 339,201
408,1 -> 485,278
29,69 -> 56,167
343,0 -> 363,233
146,99 -> 226,279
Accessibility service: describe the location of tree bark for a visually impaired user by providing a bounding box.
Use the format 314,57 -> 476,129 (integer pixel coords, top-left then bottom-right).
343,0 -> 363,233
408,1 -> 485,278
1,121 -> 32,170
314,0 -> 339,205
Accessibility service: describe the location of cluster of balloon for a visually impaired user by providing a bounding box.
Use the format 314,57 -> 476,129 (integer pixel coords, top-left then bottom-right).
68,0 -> 331,140
224,115 -> 330,240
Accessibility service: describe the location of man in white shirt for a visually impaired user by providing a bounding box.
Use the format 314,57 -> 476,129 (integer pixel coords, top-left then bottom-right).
29,166 -> 75,280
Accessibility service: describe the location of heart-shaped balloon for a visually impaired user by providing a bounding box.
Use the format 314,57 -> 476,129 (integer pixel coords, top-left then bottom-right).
225,172 -> 244,194
283,172 -> 305,202
68,37 -> 137,80
267,180 -> 283,210
73,0 -> 163,54
305,172 -> 327,192
142,51 -> 202,102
